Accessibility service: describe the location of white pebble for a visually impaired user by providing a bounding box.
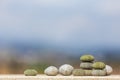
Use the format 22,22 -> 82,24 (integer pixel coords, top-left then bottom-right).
59,64 -> 74,76
104,65 -> 113,75
44,66 -> 58,76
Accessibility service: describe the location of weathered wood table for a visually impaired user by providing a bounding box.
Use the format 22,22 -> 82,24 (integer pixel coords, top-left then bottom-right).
0,75 -> 119,80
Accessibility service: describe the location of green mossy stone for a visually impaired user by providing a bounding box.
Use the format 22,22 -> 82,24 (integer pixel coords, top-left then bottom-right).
92,70 -> 106,76
24,69 -> 38,76
72,69 -> 85,76
84,70 -> 92,76
92,62 -> 106,69
80,55 -> 94,62
80,62 -> 93,69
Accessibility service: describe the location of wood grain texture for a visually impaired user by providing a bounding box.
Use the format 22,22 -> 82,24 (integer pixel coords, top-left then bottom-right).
0,75 -> 119,80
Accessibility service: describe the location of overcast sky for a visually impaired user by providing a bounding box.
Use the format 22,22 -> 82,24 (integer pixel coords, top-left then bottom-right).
0,0 -> 120,48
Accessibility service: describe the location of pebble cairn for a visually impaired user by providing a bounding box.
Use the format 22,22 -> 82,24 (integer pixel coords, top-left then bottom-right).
79,55 -> 94,76
24,54 -> 113,76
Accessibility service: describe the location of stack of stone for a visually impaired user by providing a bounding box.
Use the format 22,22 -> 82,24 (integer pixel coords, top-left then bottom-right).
92,62 -> 106,76
72,54 -> 113,76
80,55 -> 94,76
23,55 -> 113,76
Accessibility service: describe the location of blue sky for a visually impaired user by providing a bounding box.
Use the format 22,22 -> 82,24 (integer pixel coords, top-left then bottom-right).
0,0 -> 120,48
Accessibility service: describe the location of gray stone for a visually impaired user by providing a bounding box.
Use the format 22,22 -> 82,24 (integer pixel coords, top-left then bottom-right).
72,69 -> 85,76
92,70 -> 106,76
80,62 -> 93,69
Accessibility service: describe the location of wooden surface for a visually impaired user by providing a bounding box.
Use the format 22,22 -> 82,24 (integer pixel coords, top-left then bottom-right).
0,75 -> 119,80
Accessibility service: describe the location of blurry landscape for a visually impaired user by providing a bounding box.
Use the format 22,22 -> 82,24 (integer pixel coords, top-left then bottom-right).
0,0 -> 120,74
0,43 -> 119,74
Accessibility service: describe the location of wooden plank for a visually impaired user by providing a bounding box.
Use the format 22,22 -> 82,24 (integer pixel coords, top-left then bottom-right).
0,75 -> 119,80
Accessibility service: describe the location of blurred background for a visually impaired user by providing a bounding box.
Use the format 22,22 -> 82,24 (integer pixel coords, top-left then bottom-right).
0,0 -> 120,74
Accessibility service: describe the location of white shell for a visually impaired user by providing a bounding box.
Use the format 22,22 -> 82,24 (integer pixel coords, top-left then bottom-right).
44,66 -> 58,76
59,64 -> 74,76
104,65 -> 113,75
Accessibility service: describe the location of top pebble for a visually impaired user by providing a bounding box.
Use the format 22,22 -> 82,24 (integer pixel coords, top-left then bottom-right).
80,55 -> 94,62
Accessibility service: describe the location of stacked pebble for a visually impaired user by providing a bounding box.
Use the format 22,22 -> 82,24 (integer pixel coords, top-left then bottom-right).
23,54 -> 113,76
80,55 -> 94,76
72,69 -> 85,76
92,62 -> 106,76
72,54 -> 113,76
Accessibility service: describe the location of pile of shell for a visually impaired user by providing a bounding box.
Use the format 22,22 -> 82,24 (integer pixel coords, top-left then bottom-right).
23,54 -> 113,76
